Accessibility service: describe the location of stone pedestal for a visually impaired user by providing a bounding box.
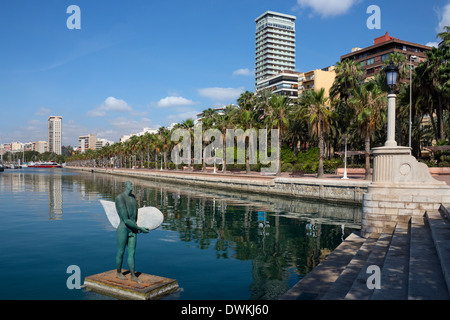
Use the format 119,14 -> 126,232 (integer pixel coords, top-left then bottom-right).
84,270 -> 179,300
361,146 -> 450,237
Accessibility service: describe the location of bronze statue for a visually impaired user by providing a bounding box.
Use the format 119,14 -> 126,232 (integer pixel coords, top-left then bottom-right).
115,181 -> 149,282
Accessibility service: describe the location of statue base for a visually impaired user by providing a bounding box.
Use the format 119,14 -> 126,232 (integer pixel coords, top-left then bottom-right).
361,146 -> 450,237
84,270 -> 179,300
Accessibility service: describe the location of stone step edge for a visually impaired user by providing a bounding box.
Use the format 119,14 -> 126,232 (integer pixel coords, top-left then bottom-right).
278,232 -> 365,300
371,222 -> 410,300
426,210 -> 450,294
344,227 -> 395,300
321,233 -> 379,300
408,215 -> 450,299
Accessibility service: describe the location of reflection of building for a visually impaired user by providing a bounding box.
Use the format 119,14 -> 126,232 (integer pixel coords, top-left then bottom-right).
48,175 -> 63,220
340,32 -> 431,80
48,116 -> 62,155
78,134 -> 97,153
255,11 -> 296,91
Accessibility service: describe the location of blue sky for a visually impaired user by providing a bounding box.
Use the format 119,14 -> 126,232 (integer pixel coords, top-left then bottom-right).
0,0 -> 449,147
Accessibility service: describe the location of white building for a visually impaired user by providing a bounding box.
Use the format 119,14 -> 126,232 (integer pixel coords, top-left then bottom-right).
48,116 -> 62,155
96,138 -> 114,150
255,11 -> 296,91
78,134 -> 97,153
120,127 -> 158,143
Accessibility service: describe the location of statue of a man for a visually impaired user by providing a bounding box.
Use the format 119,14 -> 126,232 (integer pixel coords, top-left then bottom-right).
115,181 -> 149,282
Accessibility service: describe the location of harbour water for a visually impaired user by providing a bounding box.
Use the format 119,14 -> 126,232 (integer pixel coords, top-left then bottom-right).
0,168 -> 361,300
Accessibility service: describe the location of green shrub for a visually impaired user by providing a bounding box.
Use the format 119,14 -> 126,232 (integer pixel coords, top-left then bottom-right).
281,147 -> 296,164
323,158 -> 344,173
281,162 -> 293,172
438,161 -> 450,167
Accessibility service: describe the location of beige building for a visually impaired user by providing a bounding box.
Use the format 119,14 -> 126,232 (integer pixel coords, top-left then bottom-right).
32,141 -> 48,154
48,116 -> 62,155
78,134 -> 97,153
11,142 -> 23,152
298,66 -> 336,98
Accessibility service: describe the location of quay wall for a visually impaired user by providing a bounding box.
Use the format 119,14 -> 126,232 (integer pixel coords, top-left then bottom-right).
66,167 -> 369,205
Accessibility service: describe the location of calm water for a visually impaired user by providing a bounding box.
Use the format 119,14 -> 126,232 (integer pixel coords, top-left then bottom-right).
0,168 -> 361,300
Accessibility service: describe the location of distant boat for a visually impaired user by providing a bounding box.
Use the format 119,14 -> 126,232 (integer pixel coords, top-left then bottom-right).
0,163 -> 4,172
27,161 -> 62,168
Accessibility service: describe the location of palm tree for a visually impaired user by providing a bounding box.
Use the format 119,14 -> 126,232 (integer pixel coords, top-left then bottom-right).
180,118 -> 195,171
237,91 -> 263,173
199,108 -> 217,172
158,127 -> 171,170
330,58 -> 365,158
299,88 -> 332,178
330,58 -> 364,103
437,26 -> 450,48
348,81 -> 386,180
264,94 -> 292,176
213,105 -> 237,173
383,52 -> 408,81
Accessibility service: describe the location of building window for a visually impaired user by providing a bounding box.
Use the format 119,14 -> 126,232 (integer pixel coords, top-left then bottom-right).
367,58 -> 375,65
360,61 -> 365,67
381,53 -> 391,61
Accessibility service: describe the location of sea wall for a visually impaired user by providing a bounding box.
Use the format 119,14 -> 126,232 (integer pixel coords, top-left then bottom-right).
66,167 -> 369,205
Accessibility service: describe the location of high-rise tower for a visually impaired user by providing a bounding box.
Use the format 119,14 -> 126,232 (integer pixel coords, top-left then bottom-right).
48,116 -> 62,155
255,11 -> 296,91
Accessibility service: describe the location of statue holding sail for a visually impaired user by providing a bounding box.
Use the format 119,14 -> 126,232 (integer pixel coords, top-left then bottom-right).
100,181 -> 164,282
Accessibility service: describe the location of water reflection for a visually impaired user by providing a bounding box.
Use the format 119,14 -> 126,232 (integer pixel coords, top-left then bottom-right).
0,169 -> 362,300
0,169 -> 64,220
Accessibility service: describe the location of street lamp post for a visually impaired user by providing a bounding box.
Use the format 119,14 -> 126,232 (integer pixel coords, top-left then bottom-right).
384,61 -> 399,147
342,136 -> 349,180
409,55 -> 417,149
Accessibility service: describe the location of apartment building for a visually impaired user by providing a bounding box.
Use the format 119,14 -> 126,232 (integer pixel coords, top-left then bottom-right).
255,11 -> 296,91
298,66 -> 336,98
32,141 -> 48,154
256,70 -> 302,97
340,32 -> 431,80
96,138 -> 114,150
78,134 -> 97,153
48,116 -> 62,155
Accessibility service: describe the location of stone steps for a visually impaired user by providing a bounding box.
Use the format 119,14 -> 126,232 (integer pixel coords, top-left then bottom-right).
280,204 -> 450,300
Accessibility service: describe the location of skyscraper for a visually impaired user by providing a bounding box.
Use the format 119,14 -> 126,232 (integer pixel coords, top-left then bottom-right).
255,11 -> 296,91
48,116 -> 62,155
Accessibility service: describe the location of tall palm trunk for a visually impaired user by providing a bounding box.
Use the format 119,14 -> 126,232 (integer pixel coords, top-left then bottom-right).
222,132 -> 227,173
364,130 -> 371,180
277,123 -> 282,176
317,113 -> 324,178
